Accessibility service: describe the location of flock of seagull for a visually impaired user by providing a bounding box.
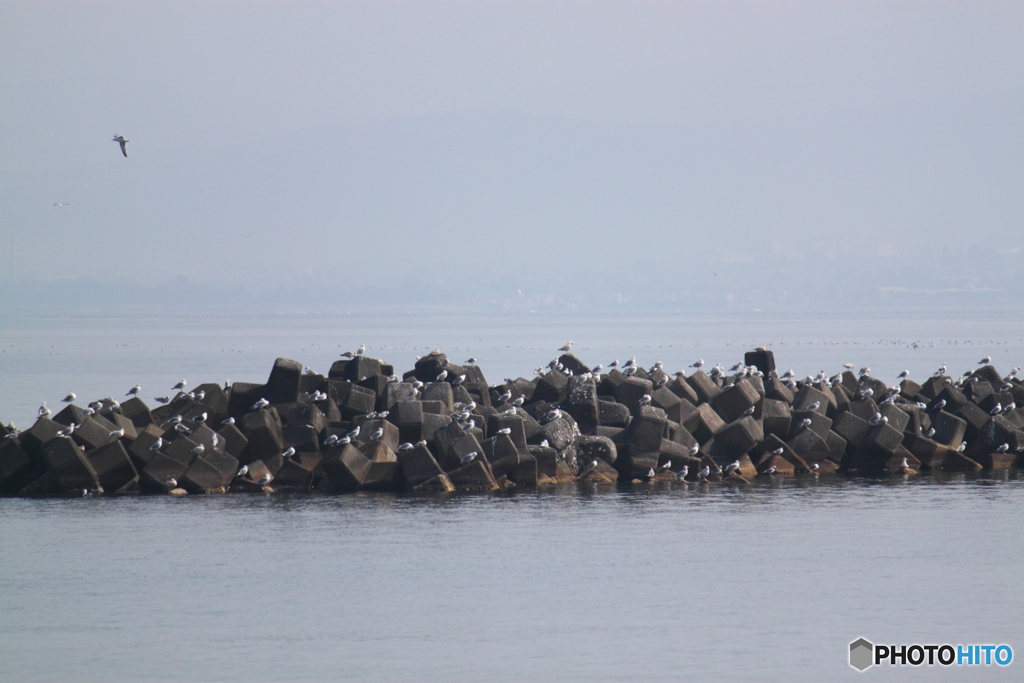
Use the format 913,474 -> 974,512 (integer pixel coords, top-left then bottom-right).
8,337 -> 1021,489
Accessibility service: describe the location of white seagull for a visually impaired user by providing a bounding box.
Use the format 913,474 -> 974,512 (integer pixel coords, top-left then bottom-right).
112,134 -> 129,157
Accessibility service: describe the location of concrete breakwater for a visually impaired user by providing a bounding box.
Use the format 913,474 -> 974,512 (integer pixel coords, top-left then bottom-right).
1,349 -> 1022,497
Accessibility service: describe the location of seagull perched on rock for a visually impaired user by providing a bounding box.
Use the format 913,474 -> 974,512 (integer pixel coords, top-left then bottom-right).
221,416 -> 235,425
149,437 -> 163,451
979,356 -> 992,365
688,444 -> 700,456
191,412 -> 207,423
398,442 -> 414,452
690,359 -> 704,369
190,444 -> 205,456
369,428 -> 384,441
57,424 -> 76,438
724,460 -> 740,474
62,393 -> 76,403
126,385 -> 141,397
112,134 -> 129,157
989,404 -> 1002,416
256,474 -> 273,486
460,451 -> 478,464
38,403 -> 51,417
173,379 -> 187,391
638,394 -> 652,406
323,434 -> 340,446
675,465 -> 689,480
252,398 -> 270,410
235,465 -> 248,478
697,465 -> 710,481
558,341 -> 573,352
154,396 -> 170,404
109,428 -> 125,440
282,447 -> 296,458
465,357 -> 477,364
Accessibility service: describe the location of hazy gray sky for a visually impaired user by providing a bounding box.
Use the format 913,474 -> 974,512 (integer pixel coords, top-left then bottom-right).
1,1 -> 1021,310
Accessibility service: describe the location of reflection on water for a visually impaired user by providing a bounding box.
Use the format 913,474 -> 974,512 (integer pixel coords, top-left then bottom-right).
2,476 -> 1022,683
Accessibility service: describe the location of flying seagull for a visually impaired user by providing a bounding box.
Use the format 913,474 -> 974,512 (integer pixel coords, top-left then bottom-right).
112,134 -> 129,157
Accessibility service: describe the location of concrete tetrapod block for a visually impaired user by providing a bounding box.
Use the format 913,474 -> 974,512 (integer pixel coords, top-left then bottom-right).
957,402 -> 990,435
52,404 -> 90,427
126,424 -> 165,470
70,415 -> 122,451
358,444 -> 397,491
264,357 -> 304,404
216,423 -> 249,458
650,386 -> 683,423
576,457 -> 619,483
615,377 -> 655,417
625,406 -> 668,450
118,397 -> 154,430
343,356 -> 382,382
763,377 -> 795,405
532,370 -> 568,404
240,407 -> 285,463
716,416 -> 764,457
667,375 -> 700,405
744,349 -> 776,375
45,437 -> 102,494
180,453 -> 233,493
536,416 -> 579,452
487,434 -> 522,479
712,379 -> 761,423
392,444 -> 442,489
272,457 -> 316,490
564,376 -> 599,425
786,429 -> 831,465
321,443 -> 371,492
86,441 -> 139,494
787,410 -> 832,440
686,370 -> 721,405
0,440 -> 41,494
487,412 -> 527,448
139,452 -> 190,492
447,458 -> 499,491
793,385 -> 831,416
285,405 -> 328,436
597,401 -> 631,428
878,404 -> 910,434
761,399 -> 792,439
420,382 -> 454,413
693,404 -> 726,444
341,385 -> 377,420
574,435 -> 617,466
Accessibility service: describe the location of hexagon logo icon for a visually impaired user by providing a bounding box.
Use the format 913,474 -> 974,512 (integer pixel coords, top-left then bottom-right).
850,638 -> 874,671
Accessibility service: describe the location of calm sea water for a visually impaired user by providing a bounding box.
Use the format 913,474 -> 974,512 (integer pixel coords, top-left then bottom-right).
1,311 -> 1023,681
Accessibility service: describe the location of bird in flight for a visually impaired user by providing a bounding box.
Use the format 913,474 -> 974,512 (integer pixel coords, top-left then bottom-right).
112,134 -> 129,157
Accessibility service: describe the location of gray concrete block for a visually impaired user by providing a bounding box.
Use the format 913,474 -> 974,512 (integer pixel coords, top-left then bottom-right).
86,441 -> 138,493
321,443 -> 371,491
